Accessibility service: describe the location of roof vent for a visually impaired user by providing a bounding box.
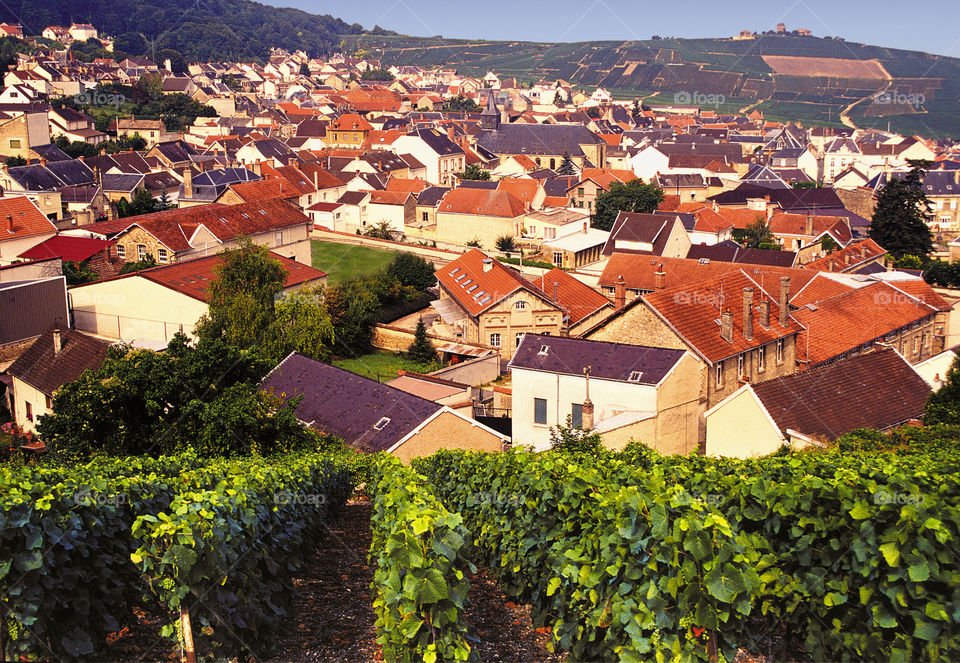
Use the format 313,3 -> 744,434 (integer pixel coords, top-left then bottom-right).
373,417 -> 391,431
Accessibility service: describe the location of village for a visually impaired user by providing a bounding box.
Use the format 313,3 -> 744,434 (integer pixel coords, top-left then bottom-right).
0,27 -> 958,461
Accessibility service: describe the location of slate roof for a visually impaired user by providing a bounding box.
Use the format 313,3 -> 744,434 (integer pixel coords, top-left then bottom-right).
751,348 -> 929,438
477,123 -> 603,157
31,144 -> 71,162
602,212 -> 677,256
101,173 -> 144,193
686,242 -> 797,268
416,186 -> 449,206
7,328 -> 111,396
152,141 -> 198,164
509,332 -> 685,385
7,164 -> 65,191
259,352 -> 443,452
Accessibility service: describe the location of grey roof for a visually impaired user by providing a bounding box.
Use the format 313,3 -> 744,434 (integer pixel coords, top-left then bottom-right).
338,190 -> 370,205
477,123 -> 603,158
45,159 -> 95,186
249,138 -> 294,161
7,164 -> 63,191
31,143 -> 72,162
416,186 -> 449,207
509,333 -> 685,385
686,241 -> 797,267
408,127 -> 464,157
922,170 -> 960,196
259,352 -> 443,452
101,173 -> 144,192
603,212 -> 675,256
153,140 -> 199,164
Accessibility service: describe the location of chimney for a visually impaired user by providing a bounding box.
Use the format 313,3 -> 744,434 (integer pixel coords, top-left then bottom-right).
5,214 -> 12,233
779,277 -> 790,327
582,366 -> 594,430
482,257 -> 493,273
766,206 -> 774,222
805,214 -> 813,236
446,126 -> 455,141
52,329 -> 62,355
758,299 -> 770,329
583,221 -> 588,234
742,287 -> 754,341
654,264 -> 666,290
614,275 -> 626,309
183,167 -> 193,198
720,310 -> 733,343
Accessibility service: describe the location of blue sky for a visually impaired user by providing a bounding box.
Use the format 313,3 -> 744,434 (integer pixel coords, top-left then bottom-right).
270,0 -> 960,57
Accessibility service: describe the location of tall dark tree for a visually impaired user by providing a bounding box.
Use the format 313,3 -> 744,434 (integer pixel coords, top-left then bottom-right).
407,318 -> 438,364
557,151 -> 576,176
386,252 -> 435,291
591,179 -> 664,231
869,161 -> 934,259
741,218 -> 777,249
456,164 -> 490,181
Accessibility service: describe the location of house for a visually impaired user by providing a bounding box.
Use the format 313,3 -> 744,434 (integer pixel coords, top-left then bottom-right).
531,268 -> 614,335
705,348 -> 930,458
259,352 -> 508,463
508,333 -> 702,453
522,207 -> 591,241
477,120 -> 606,172
587,270 -> 804,421
69,251 -> 325,344
566,168 -> 637,213
431,249 -> 565,359
68,24 -> 98,41
7,328 -> 112,434
325,113 -> 372,148
364,190 -> 416,233
0,276 -> 69,364
435,188 -> 528,249
0,195 -> 58,265
602,212 -> 692,258
0,107 -> 51,160
801,238 -> 887,273
116,118 -> 167,148
392,128 -> 466,187
18,236 -> 119,279
177,167 -> 261,207
540,224 -> 609,268
48,107 -> 107,145
385,370 -> 474,417
75,198 -> 314,265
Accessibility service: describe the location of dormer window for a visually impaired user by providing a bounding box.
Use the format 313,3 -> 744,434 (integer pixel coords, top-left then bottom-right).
515,301 -> 527,310
538,345 -> 549,356
373,417 -> 390,431
628,371 -> 642,382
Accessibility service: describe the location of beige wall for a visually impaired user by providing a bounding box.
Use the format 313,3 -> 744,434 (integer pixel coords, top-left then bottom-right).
705,386 -> 784,458
435,210 -> 518,250
391,410 -> 504,463
71,277 -> 208,343
0,230 -> 56,265
11,375 -> 49,435
477,289 -> 564,360
586,303 -> 688,352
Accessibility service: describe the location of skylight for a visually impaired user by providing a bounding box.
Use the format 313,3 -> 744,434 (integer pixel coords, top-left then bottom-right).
628,371 -> 643,382
449,267 -> 460,276
467,284 -> 478,293
538,345 -> 549,356
373,417 -> 391,431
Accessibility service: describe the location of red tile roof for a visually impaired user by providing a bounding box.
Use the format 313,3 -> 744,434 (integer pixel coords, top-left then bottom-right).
369,190 -> 413,205
790,273 -> 854,308
436,249 -> 550,318
0,196 -> 57,240
642,270 -> 803,363
19,236 -> 115,263
329,113 -> 372,132
497,178 -> 541,203
768,212 -> 851,244
532,268 -> 611,325
802,238 -> 886,272
438,188 -> 527,218
386,177 -> 429,193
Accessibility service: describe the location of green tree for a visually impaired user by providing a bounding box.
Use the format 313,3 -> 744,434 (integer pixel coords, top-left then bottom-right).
119,256 -> 157,274
116,188 -> 163,218
591,179 -> 664,231
5,155 -> 25,167
267,285 -> 336,363
742,218 -> 777,249
456,164 -> 490,181
557,151 -> 576,175
869,162 -> 934,259
443,95 -> 481,113
360,68 -> 394,81
195,241 -> 287,350
548,417 -> 606,458
495,235 -> 516,252
407,318 -> 437,364
62,260 -> 99,285
386,252 -> 435,291
894,254 -> 925,270
325,276 -> 383,356
925,356 -> 960,425
157,48 -> 186,73
362,220 -> 395,240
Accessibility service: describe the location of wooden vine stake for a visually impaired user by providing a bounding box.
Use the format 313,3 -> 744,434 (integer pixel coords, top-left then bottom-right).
180,605 -> 197,663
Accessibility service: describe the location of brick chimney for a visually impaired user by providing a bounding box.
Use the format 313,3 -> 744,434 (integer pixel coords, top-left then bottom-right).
805,214 -> 813,236
720,310 -> 733,343
779,277 -> 790,327
582,366 -> 594,430
52,329 -> 62,355
482,257 -> 493,273
6,214 -> 12,233
742,287 -> 754,341
183,167 -> 193,198
654,264 -> 666,290
614,275 -> 626,309
758,299 -> 770,329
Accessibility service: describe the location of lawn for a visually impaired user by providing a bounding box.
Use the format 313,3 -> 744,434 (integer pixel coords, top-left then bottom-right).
333,351 -> 442,382
311,240 -> 396,284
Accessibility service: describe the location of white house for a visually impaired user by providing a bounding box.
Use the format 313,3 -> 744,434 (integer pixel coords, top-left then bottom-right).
391,128 -> 465,187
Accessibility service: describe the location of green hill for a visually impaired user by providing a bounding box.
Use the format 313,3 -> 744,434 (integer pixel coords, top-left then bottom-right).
342,33 -> 960,138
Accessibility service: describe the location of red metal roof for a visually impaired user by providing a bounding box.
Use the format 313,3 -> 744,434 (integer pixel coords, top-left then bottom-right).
19,236 -> 115,263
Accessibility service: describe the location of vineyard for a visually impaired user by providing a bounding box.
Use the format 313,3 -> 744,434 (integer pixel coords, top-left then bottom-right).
2,427 -> 960,661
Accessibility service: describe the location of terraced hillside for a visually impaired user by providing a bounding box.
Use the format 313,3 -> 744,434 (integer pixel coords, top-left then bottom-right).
342,34 -> 960,137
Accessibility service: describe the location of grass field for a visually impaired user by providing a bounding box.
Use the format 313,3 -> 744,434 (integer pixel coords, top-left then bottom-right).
333,351 -> 442,382
311,240 -> 396,284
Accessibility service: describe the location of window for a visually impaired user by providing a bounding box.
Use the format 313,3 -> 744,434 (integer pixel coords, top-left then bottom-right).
715,363 -> 723,388
25,401 -> 32,422
757,346 -> 765,370
9,139 -> 20,149
373,417 -> 391,431
534,398 -> 547,425
516,332 -> 524,348
738,353 -> 746,377
137,244 -> 147,261
914,336 -> 921,353
545,227 -> 556,239
578,187 -> 585,197
571,403 -> 583,428
116,244 -> 125,259
553,252 -> 563,266
490,333 -> 501,347
158,248 -> 168,263
538,345 -> 549,356
515,301 -> 527,310
422,211 -> 429,222
776,339 -> 784,363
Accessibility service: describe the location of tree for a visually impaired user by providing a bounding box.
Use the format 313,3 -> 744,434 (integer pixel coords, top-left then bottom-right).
557,151 -> 576,176
591,179 -> 665,231
925,355 -> 960,425
116,188 -> 163,218
5,156 -> 25,167
443,95 -> 481,113
495,235 -> 516,252
195,240 -> 287,351
894,254 -> 925,270
360,68 -> 394,81
869,162 -> 934,259
407,318 -> 437,364
325,276 -> 383,356
63,260 -> 99,286
119,256 -> 157,274
548,417 -> 606,458
267,285 -> 336,363
362,220 -> 395,240
157,48 -> 186,73
741,218 -> 777,249
386,252 -> 435,291
456,164 -> 490,181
